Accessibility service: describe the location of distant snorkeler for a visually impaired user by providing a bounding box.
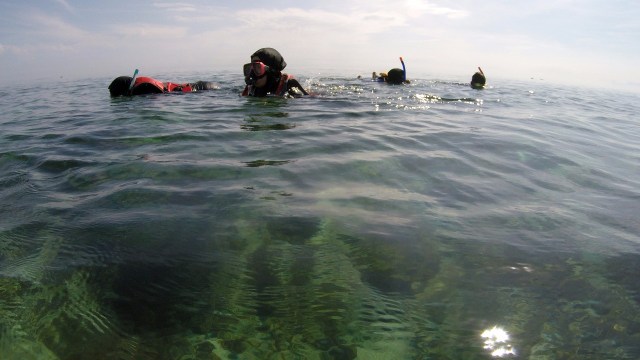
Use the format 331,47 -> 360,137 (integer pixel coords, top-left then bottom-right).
108,73 -> 217,97
241,47 -> 308,97
471,67 -> 486,89
372,57 -> 410,84
372,71 -> 387,82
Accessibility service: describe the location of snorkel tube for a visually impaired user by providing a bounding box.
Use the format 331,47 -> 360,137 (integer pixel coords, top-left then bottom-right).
400,57 -> 406,82
128,68 -> 139,95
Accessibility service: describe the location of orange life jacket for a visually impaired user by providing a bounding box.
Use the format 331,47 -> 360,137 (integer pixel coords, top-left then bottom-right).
166,82 -> 194,92
242,73 -> 293,97
275,74 -> 291,96
132,77 -> 194,94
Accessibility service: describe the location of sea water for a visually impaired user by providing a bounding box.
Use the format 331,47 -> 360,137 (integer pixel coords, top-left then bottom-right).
1,71 -> 639,359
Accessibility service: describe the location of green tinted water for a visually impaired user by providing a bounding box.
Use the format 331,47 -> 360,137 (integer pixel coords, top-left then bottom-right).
1,74 -> 640,359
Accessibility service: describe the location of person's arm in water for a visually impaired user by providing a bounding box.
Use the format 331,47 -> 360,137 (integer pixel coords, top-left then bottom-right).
287,78 -> 309,96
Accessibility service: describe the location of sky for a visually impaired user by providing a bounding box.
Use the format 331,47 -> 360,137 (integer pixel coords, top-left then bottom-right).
1,0 -> 639,92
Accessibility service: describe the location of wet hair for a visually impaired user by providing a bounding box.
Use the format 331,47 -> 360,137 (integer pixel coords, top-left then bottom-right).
471,72 -> 486,89
108,76 -> 133,97
386,68 -> 405,85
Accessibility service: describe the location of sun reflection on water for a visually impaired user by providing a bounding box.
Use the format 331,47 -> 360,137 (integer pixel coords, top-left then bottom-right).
481,326 -> 516,357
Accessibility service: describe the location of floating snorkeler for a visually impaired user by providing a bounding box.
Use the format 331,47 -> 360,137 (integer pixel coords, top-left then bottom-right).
241,47 -> 309,97
470,67 -> 486,89
108,70 -> 218,97
372,57 -> 410,85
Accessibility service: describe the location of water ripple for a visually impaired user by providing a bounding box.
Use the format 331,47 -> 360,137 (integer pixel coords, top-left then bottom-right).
2,74 -> 640,358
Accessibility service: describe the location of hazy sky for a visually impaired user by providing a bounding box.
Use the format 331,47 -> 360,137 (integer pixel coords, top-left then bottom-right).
1,0 -> 638,92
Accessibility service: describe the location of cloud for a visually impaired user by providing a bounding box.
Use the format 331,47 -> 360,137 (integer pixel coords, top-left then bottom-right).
0,13 -> 94,56
111,24 -> 189,39
236,8 -> 364,33
0,0 -> 637,92
30,13 -> 89,40
403,0 -> 469,19
53,0 -> 74,12
153,2 -> 197,12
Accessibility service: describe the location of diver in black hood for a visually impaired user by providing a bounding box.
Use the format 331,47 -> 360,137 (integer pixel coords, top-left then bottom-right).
241,47 -> 308,97
470,67 -> 486,89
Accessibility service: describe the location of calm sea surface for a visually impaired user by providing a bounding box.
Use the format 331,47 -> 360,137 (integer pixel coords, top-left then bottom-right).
1,71 -> 640,359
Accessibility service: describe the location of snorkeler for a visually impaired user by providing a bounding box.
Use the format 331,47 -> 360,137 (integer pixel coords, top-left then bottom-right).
241,47 -> 308,97
108,74 -> 217,97
470,67 -> 486,89
372,71 -> 387,82
373,57 -> 410,85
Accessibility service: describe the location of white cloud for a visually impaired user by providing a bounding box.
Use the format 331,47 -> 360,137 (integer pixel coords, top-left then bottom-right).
236,8 -> 367,33
0,13 -> 93,56
30,13 -> 88,40
153,2 -> 197,12
53,0 -> 74,12
403,0 -> 468,19
0,0 -> 638,92
111,24 -> 189,39
230,1 -> 466,42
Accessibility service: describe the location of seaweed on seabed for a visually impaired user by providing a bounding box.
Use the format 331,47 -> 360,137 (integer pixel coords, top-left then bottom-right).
265,219 -> 363,358
172,216 -> 284,359
551,257 -> 640,358
0,231 -> 131,359
220,218 -> 360,358
408,255 -> 482,358
215,215 -> 325,358
32,270 -> 127,359
302,220 -> 420,359
204,216 -> 418,358
514,257 -> 640,359
408,248 -> 640,359
0,231 -> 64,358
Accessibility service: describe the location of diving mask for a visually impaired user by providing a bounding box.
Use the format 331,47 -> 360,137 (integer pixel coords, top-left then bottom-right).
243,61 -> 269,79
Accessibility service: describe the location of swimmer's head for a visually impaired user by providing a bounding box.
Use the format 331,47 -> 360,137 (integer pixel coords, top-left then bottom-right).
386,68 -> 405,85
250,48 -> 287,72
108,76 -> 133,97
244,47 -> 287,88
471,71 -> 486,89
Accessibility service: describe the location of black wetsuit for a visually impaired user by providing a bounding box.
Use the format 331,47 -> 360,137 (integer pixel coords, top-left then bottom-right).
243,74 -> 308,97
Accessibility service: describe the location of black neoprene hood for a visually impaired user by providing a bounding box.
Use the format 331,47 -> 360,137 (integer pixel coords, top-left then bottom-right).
251,48 -> 287,72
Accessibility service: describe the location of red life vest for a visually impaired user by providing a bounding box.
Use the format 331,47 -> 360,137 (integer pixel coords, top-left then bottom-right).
166,82 -> 194,92
132,76 -> 164,94
242,73 -> 293,96
132,77 -> 194,94
275,74 -> 292,96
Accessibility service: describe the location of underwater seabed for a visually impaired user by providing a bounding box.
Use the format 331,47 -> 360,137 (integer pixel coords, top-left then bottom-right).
1,212 -> 640,360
